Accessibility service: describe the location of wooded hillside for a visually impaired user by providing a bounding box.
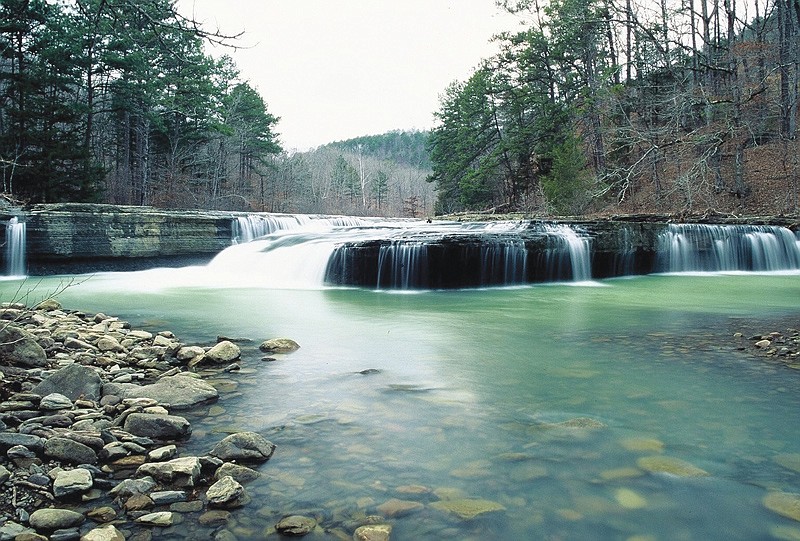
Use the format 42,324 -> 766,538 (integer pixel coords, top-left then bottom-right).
428,0 -> 800,217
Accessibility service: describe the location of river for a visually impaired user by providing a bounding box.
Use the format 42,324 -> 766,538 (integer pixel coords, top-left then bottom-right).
2,264 -> 800,539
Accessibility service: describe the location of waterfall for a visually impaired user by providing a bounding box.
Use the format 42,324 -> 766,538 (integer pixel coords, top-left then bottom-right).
479,240 -> 528,286
376,242 -> 429,289
657,224 -> 800,272
539,224 -> 592,282
5,217 -> 26,277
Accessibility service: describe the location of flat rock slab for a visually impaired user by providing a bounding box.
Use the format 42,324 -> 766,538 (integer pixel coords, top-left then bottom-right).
103,374 -> 218,410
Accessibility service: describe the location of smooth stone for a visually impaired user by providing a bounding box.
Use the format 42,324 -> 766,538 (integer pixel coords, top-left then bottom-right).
0,521 -> 33,540
275,515 -> 316,536
770,525 -> 800,541
45,437 -> 98,465
171,500 -> 204,513
764,491 -> 800,522
29,508 -> 85,530
39,393 -> 73,411
135,512 -> 173,527
209,431 -> 276,462
123,413 -> 191,440
80,524 -> 125,541
259,338 -> 300,354
0,432 -> 44,453
176,346 -> 204,361
614,488 -> 648,509
109,476 -> 157,498
429,498 -> 506,520
376,498 -> 424,517
620,437 -> 665,453
352,524 -> 392,541
97,336 -> 125,353
150,491 -> 187,505
205,341 -> 241,363
636,455 -> 710,477
53,468 -> 93,498
86,506 -> 117,523
198,510 -> 231,526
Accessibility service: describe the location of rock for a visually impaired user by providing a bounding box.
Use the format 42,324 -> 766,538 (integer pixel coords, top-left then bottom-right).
150,491 -> 186,505
636,455 -> 710,477
29,508 -> 85,530
620,437 -> 665,453
32,363 -> 103,401
214,462 -> 261,484
353,524 -> 392,541
39,393 -> 74,410
103,374 -> 218,410
0,324 -> 47,367
775,453 -> 800,474
764,491 -> 800,522
124,493 -> 154,512
259,338 -> 300,354
376,498 -> 424,517
109,476 -> 156,498
614,488 -> 647,509
80,524 -> 125,541
275,515 -> 317,536
176,346 -> 204,361
429,498 -> 506,520
86,506 -> 117,523
147,444 -> 177,462
34,299 -> 62,311
209,431 -> 276,463
45,437 -> 98,465
0,432 -> 45,453
53,467 -> 93,498
123,413 -> 191,440
755,339 -> 772,349
198,510 -> 231,526
205,341 -> 241,363
96,336 -> 125,353
0,464 -> 10,483
136,456 -> 201,487
135,511 -> 173,527
0,521 -> 34,540
206,475 -> 245,508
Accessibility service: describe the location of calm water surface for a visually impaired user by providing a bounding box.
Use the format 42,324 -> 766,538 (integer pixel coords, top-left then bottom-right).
2,271 -> 800,540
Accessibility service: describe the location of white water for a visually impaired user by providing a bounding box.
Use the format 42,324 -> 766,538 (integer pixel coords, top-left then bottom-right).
4,217 -> 26,277
658,223 -> 800,272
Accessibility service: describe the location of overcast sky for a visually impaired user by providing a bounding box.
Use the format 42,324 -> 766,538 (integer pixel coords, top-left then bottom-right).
177,1 -> 522,151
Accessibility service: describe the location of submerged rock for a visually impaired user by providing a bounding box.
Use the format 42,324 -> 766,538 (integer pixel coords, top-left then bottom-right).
136,456 -> 201,487
353,524 -> 392,541
764,491 -> 800,522
206,475 -> 246,508
429,498 -> 506,520
636,455 -> 710,477
275,515 -> 317,536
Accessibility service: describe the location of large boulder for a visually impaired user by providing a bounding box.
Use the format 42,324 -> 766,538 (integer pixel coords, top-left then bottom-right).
32,363 -> 103,401
210,431 -> 276,463
103,374 -> 218,410
0,324 -> 47,367
123,413 -> 191,440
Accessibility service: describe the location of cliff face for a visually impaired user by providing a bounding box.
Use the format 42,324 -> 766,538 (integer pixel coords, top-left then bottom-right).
5,204 -> 236,273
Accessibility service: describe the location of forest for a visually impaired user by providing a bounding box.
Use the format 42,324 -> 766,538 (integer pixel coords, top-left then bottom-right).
2,0 -> 799,217
428,0 -> 800,216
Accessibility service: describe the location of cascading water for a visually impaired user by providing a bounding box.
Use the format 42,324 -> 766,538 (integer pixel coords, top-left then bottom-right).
4,217 -> 26,277
376,241 -> 429,289
657,223 -> 800,272
232,214 -> 375,244
535,224 -> 592,282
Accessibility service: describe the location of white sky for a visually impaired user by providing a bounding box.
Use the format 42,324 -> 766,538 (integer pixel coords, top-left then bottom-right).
177,1 -> 523,151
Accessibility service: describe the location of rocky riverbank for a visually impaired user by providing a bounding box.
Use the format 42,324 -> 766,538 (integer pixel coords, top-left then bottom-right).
0,301 -> 393,541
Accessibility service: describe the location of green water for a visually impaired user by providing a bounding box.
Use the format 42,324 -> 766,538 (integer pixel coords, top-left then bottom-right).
3,272 -> 800,539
